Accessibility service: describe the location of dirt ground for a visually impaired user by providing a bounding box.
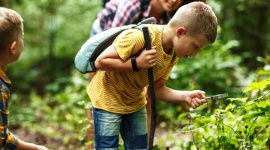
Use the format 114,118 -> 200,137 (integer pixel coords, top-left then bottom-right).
12,126 -> 191,149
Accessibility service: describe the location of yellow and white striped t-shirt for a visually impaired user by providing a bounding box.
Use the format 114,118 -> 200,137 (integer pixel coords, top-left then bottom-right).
87,25 -> 178,114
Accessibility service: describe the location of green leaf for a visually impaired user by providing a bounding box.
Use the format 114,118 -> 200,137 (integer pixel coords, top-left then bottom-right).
227,97 -> 247,102
243,100 -> 256,111
243,79 -> 270,93
243,112 -> 265,121
182,125 -> 193,132
215,109 -> 227,113
249,132 -> 255,141
256,118 -> 270,127
225,103 -> 233,111
259,106 -> 270,113
243,82 -> 260,93
226,111 -> 233,117
258,70 -> 270,76
258,79 -> 270,89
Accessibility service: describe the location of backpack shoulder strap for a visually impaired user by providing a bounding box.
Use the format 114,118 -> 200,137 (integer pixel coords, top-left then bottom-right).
132,24 -> 152,57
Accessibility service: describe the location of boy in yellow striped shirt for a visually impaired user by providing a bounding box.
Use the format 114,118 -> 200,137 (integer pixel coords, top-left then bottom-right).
87,2 -> 218,149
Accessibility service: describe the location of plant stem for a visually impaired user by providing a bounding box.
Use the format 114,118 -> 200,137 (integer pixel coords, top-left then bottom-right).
245,116 -> 258,141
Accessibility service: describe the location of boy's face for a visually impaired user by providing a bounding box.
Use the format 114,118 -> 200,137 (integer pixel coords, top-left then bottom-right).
173,34 -> 210,58
158,0 -> 183,12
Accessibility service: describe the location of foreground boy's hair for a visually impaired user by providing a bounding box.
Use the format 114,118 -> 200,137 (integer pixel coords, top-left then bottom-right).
0,7 -> 23,52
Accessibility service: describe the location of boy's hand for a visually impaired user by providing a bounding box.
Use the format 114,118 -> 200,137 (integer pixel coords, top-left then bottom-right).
136,46 -> 157,69
185,90 -> 207,109
37,145 -> 50,150
17,140 -> 50,150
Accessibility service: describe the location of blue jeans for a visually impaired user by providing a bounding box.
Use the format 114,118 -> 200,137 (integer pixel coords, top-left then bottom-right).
93,107 -> 148,150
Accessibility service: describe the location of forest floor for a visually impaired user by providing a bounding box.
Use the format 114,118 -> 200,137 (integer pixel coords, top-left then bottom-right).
12,126 -> 191,150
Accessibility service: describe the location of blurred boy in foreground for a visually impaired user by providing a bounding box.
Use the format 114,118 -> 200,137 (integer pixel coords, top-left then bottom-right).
0,7 -> 49,150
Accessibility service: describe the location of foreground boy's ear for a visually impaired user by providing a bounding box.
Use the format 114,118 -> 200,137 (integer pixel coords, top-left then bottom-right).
9,41 -> 17,54
176,27 -> 186,37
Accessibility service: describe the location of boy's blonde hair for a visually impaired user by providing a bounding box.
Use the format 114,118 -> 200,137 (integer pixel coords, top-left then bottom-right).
169,2 -> 218,43
0,7 -> 23,52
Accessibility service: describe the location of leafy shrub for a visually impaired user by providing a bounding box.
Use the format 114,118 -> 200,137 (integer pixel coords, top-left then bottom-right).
10,70 -> 91,149
157,39 -> 250,129
155,60 -> 270,150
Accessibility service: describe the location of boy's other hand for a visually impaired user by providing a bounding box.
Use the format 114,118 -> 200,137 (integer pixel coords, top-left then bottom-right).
137,46 -> 157,69
17,140 -> 50,150
37,145 -> 50,150
185,90 -> 207,109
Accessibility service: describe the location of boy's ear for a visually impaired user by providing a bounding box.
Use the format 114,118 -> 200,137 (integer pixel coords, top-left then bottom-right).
9,41 -> 17,54
176,27 -> 186,37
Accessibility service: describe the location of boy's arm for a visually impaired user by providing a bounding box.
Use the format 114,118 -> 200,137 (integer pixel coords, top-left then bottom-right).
95,45 -> 156,71
152,78 -> 207,108
17,140 -> 48,150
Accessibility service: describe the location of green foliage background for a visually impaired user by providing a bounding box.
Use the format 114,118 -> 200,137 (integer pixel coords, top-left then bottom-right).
0,0 -> 269,149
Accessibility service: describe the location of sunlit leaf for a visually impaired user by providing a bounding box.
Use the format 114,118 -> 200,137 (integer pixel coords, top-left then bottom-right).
244,105 -> 253,111
244,100 -> 256,111
243,82 -> 260,93
226,111 -> 233,117
255,119 -> 270,127
227,97 -> 248,102
258,79 -> 270,89
214,109 -> 227,113
177,113 -> 187,120
225,103 -> 233,111
244,79 -> 270,93
258,70 -> 270,76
